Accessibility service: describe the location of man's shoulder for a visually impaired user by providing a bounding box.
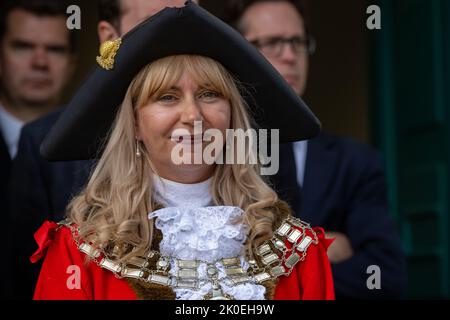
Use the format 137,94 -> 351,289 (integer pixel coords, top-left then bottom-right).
20,108 -> 65,142
313,131 -> 382,163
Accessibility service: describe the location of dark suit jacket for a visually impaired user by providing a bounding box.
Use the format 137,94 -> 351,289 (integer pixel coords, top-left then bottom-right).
273,133 -> 407,299
1,133 -> 12,298
7,108 -> 93,299
0,133 -> 11,212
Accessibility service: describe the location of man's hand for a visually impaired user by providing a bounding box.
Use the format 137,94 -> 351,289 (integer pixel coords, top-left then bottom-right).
325,232 -> 354,264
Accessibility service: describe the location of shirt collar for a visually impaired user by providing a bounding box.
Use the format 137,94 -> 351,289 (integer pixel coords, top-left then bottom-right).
0,104 -> 24,159
153,175 -> 214,208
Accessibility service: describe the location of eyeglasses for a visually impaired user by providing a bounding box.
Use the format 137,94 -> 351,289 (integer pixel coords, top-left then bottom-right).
250,35 -> 316,58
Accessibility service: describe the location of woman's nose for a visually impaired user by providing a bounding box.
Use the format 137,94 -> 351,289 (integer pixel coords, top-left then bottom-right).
180,98 -> 203,124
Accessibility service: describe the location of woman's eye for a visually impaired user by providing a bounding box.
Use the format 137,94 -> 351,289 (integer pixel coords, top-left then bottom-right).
200,91 -> 220,99
159,94 -> 177,102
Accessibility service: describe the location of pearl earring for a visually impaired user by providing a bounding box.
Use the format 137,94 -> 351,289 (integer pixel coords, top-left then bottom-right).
136,140 -> 141,157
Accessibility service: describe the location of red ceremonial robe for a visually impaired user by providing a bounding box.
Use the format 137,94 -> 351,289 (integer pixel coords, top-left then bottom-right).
31,221 -> 335,300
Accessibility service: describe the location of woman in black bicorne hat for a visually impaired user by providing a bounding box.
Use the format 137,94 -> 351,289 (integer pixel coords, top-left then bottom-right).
31,1 -> 334,300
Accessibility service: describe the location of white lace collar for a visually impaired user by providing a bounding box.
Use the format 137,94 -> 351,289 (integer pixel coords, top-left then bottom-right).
152,176 -> 213,208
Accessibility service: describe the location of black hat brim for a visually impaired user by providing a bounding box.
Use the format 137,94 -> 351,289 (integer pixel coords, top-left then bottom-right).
40,1 -> 320,161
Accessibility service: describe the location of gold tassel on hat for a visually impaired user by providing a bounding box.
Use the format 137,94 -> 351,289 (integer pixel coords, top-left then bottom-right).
96,38 -> 122,70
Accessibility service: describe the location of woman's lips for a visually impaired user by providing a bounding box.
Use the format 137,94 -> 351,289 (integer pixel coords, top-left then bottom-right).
175,134 -> 205,144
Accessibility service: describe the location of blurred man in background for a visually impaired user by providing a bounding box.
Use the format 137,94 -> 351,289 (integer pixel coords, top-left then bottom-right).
6,0 -> 192,299
0,0 -> 75,211
0,0 -> 75,298
223,0 -> 406,299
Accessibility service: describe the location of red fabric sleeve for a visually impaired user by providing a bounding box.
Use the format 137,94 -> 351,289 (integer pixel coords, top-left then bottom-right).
296,227 -> 335,300
274,227 -> 335,300
31,221 -> 137,300
31,222 -> 93,300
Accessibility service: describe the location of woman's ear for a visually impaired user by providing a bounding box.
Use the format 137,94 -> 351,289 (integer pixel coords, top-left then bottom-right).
135,124 -> 141,141
133,110 -> 142,141
134,110 -> 142,141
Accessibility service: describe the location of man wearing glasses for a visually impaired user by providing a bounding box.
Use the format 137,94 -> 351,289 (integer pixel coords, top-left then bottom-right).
224,0 -> 406,299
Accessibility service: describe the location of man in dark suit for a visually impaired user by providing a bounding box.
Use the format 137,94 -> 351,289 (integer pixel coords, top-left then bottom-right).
0,0 -> 75,209
0,0 -> 75,298
6,0 -> 196,300
223,0 -> 406,298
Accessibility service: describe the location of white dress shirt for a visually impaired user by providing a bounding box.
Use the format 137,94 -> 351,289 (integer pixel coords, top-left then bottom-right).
0,104 -> 24,159
292,140 -> 308,187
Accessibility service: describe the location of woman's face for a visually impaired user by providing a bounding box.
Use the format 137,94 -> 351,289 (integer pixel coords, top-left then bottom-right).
135,71 -> 231,183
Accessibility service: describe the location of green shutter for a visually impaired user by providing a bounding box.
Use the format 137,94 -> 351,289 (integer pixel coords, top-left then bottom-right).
371,0 -> 450,298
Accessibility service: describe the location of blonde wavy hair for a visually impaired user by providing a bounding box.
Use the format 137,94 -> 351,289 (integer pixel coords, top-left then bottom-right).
67,55 -> 282,262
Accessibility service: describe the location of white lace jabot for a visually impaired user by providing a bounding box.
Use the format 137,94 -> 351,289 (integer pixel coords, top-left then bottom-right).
148,177 -> 266,300
149,206 -> 247,262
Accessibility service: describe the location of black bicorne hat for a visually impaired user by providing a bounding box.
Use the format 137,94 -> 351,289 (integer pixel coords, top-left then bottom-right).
40,1 -> 320,161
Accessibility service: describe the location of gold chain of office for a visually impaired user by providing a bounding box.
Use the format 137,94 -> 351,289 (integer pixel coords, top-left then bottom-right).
58,215 -> 318,300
